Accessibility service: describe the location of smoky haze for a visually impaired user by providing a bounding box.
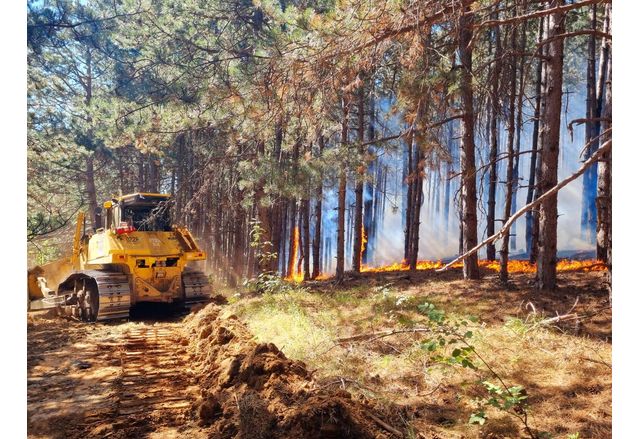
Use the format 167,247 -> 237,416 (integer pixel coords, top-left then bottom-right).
317,82 -> 594,274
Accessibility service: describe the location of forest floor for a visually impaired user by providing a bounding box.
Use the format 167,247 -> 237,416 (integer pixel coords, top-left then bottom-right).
27,269 -> 611,439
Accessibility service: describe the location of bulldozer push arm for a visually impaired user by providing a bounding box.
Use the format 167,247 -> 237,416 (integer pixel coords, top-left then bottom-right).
70,211 -> 86,270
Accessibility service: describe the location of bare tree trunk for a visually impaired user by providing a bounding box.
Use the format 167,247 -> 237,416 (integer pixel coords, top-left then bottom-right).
286,199 -> 297,278
537,0 -> 565,290
487,7 -> 502,262
510,10 -> 528,250
363,90 -> 376,264
409,146 -> 423,271
255,141 -> 274,274
86,155 -> 99,229
528,16 -> 548,264
271,122 -> 285,274
408,100 -> 426,272
596,7 -> 612,271
500,18 -> 519,284
352,84 -> 365,272
595,4 -> 611,261
302,193 -> 311,281
458,5 -> 480,280
312,135 -> 324,279
404,127 -> 415,262
336,97 -> 349,281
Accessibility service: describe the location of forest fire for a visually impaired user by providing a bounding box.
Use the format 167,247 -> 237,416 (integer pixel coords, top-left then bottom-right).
290,259 -> 605,283
286,227 -> 304,283
358,259 -> 606,275
360,225 -> 367,264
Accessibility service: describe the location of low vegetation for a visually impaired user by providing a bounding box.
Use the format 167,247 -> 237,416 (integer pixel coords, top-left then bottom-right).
227,270 -> 611,438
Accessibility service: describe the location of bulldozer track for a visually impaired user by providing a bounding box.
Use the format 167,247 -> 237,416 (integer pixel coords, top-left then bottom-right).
114,325 -> 195,422
90,270 -> 131,321
28,319 -> 199,437
182,270 -> 212,305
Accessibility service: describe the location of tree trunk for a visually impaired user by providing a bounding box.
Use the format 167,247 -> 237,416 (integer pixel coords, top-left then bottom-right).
510,11 -> 528,251
596,6 -> 612,269
409,146 -> 423,271
595,4 -> 611,261
352,84 -> 365,272
312,135 -> 324,279
286,198 -> 298,278
487,8 -> 502,262
528,16 -> 548,264
537,1 -> 565,290
336,97 -> 349,281
408,101 -> 426,271
301,191 -> 311,281
363,90 -> 376,264
86,154 -> 99,229
580,4 -> 598,244
500,19 -> 519,284
458,6 -> 480,280
404,126 -> 415,262
255,141 -> 274,274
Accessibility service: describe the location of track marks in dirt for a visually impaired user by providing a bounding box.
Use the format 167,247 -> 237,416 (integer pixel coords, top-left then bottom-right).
27,317 -> 203,438
116,325 -> 196,419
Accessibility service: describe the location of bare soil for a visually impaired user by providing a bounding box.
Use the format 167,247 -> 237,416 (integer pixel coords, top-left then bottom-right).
27,311 -> 209,439
27,306 -> 390,439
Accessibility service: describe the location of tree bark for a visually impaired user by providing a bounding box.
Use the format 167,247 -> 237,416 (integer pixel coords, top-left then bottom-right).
596,6 -> 611,269
487,7 -> 502,262
86,154 -> 99,229
510,9 -> 528,251
458,6 -> 480,280
500,13 -> 519,283
595,4 -> 611,261
363,91 -> 376,264
404,127 -> 415,262
312,135 -> 324,279
286,198 -> 298,278
537,0 -> 565,290
528,16 -> 548,264
336,97 -> 349,282
352,84 -> 365,272
301,186 -> 311,280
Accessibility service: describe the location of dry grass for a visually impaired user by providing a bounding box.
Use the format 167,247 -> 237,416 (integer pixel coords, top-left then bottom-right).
228,270 -> 611,438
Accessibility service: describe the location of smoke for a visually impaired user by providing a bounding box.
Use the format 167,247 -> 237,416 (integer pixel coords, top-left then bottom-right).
316,79 -> 596,272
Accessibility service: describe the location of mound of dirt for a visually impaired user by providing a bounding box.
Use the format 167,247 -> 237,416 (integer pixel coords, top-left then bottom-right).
183,304 -> 390,438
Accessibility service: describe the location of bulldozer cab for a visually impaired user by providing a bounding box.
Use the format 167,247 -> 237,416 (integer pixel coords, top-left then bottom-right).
105,193 -> 173,232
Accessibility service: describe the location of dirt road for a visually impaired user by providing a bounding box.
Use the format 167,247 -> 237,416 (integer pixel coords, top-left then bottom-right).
27,312 -> 208,438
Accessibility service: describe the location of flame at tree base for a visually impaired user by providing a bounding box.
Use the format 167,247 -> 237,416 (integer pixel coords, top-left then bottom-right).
291,259 -> 605,282
361,259 -> 606,274
284,227 -> 305,283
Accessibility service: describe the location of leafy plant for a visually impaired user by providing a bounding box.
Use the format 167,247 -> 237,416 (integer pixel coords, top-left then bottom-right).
414,302 -> 536,438
243,271 -> 305,296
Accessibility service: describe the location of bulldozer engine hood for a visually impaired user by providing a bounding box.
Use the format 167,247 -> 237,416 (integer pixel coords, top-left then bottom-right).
87,230 -> 203,263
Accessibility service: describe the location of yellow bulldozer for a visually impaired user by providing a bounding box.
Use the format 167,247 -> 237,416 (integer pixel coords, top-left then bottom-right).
27,193 -> 212,321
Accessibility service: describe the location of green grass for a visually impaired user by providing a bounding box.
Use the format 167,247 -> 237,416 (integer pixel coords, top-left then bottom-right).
231,290 -> 337,366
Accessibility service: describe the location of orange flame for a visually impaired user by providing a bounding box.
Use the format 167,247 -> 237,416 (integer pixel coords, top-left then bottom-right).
286,227 -> 304,283
360,225 -> 367,265
358,259 -> 606,274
